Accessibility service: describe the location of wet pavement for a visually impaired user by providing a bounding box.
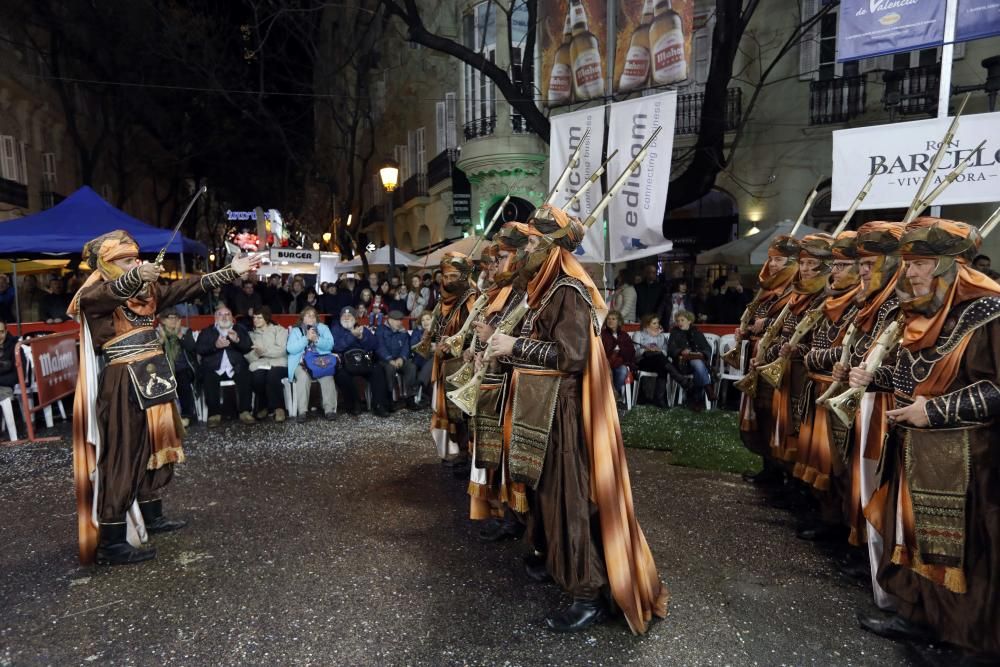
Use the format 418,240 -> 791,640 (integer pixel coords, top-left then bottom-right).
1,410 -> 959,666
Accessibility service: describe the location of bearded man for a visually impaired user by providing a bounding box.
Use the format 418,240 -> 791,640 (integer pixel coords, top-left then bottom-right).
420,253 -> 479,466
486,204 -> 667,634
794,231 -> 862,540
851,218 -> 1000,662
69,231 -> 260,565
738,235 -> 798,486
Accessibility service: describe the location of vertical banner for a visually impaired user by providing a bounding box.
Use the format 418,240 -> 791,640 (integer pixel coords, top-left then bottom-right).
548,107 -> 606,262
540,0 -> 608,108
614,0 -> 694,94
606,90 -> 676,262
956,0 -> 1000,42
837,0 -> 945,62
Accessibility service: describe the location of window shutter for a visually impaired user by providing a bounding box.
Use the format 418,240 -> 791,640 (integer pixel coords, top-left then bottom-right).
799,0 -> 821,81
0,136 -> 15,181
446,92 -> 458,149
416,127 -> 426,175
42,152 -> 57,187
16,141 -> 28,185
436,102 -> 447,154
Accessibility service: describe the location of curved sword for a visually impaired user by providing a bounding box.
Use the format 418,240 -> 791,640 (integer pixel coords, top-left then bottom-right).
155,186 -> 208,265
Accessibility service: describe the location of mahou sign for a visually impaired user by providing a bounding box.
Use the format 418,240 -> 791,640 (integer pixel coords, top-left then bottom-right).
831,111 -> 1000,211
30,332 -> 78,406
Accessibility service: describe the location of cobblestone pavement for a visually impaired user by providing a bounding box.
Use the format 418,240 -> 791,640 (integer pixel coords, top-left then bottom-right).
0,410 -> 959,666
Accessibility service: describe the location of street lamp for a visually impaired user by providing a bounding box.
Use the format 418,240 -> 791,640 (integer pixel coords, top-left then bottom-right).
322,231 -> 332,249
379,158 -> 400,277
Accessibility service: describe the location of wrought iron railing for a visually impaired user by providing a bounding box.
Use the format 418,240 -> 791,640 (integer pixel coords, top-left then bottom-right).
0,178 -> 28,209
464,116 -> 497,140
427,150 -> 453,189
675,88 -> 743,135
883,64 -> 940,117
401,173 -> 428,204
809,75 -> 867,125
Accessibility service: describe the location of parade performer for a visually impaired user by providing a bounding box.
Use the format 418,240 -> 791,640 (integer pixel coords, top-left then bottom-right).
417,252 -> 479,465
487,204 -> 667,634
69,230 -> 260,565
851,218 -> 1000,661
763,233 -> 832,466
795,231 -> 862,539
737,235 -> 798,485
467,223 -> 531,540
833,221 -> 904,609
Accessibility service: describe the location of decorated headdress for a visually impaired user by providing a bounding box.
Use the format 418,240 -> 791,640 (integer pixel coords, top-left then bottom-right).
495,222 -> 532,252
830,230 -> 859,260
826,231 -> 861,308
525,204 -> 586,252
798,233 -> 835,261
898,217 -> 981,265
855,221 -> 905,304
67,231 -> 142,319
768,235 -> 800,258
440,251 -> 473,279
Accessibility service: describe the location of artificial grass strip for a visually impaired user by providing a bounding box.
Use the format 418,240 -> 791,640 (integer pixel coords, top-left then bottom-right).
620,405 -> 762,475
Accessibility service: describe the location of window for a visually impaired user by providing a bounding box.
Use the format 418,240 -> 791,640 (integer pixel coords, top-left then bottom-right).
445,92 -> 458,149
101,184 -> 114,202
394,144 -> 409,184
42,152 -> 57,189
462,2 -> 497,132
0,136 -> 28,185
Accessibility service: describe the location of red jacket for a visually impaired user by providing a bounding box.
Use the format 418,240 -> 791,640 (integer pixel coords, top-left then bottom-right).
601,327 -> 636,371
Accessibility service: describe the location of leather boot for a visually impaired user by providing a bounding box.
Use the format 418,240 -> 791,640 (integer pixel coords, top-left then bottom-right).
139,499 -> 187,534
857,611 -> 930,642
95,522 -> 156,566
545,597 -> 607,633
524,551 -> 551,583
479,517 -> 524,542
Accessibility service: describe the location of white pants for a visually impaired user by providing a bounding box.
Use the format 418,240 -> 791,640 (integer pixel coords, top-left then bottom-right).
294,366 -> 337,414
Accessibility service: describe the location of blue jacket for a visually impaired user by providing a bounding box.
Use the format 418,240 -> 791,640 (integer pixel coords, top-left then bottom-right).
375,324 -> 411,363
330,323 -> 377,355
286,323 -> 334,380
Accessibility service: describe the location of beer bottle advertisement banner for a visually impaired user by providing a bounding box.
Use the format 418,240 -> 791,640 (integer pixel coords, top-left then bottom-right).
548,107 -> 607,262
614,0 -> 693,94
540,0 -> 608,107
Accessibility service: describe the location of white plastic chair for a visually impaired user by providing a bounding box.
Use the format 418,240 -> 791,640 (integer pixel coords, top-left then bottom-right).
1,393 -> 17,442
717,334 -> 748,405
630,331 -> 672,407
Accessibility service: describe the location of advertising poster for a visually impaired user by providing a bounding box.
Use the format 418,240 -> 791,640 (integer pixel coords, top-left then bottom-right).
831,110 -> 1000,210
837,0 -> 945,62
548,107 -> 606,261
606,91 -> 676,262
956,0 -> 1000,43
540,0 -> 609,107
614,0 -> 694,94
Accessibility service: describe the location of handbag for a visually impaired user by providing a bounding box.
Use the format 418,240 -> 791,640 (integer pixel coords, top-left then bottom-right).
342,348 -> 372,375
303,348 -> 338,378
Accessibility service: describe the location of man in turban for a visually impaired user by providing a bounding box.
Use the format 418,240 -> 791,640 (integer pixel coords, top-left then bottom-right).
851,218 -> 1000,662
486,204 -> 667,634
70,231 -> 260,565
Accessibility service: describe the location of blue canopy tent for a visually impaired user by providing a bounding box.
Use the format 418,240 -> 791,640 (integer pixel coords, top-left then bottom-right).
0,186 -> 208,257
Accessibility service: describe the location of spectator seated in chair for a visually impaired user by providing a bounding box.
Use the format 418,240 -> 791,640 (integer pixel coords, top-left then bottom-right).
330,306 -> 390,417
157,308 -> 199,427
411,311 -> 435,397
247,307 -> 289,422
633,313 -> 691,407
376,309 -> 421,410
287,306 -> 337,423
196,305 -> 255,427
667,310 -> 715,411
600,310 -> 636,403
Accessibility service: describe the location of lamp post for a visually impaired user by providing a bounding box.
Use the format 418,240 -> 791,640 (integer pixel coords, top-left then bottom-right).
322,231 -> 332,250
379,158 -> 400,277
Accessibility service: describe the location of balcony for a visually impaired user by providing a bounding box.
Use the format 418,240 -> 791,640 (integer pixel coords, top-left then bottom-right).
400,172 -> 428,205
675,87 -> 742,136
427,150 -> 453,189
0,178 -> 28,208
809,75 -> 867,125
41,190 -> 65,210
464,116 -> 497,140
883,65 -> 940,118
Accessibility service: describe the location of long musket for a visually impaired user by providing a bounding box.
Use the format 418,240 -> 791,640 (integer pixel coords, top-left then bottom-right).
826,317 -> 903,426
756,305 -> 825,389
980,204 -> 1000,239
543,128 -> 591,205
468,194 -> 511,259
789,176 -> 825,237
155,185 -> 207,265
582,126 -> 662,229
902,94 -> 971,224
906,140 -> 987,220
831,173 -> 876,237
733,302 -> 792,398
446,295 -> 530,416
815,322 -> 859,405
562,149 -> 619,213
